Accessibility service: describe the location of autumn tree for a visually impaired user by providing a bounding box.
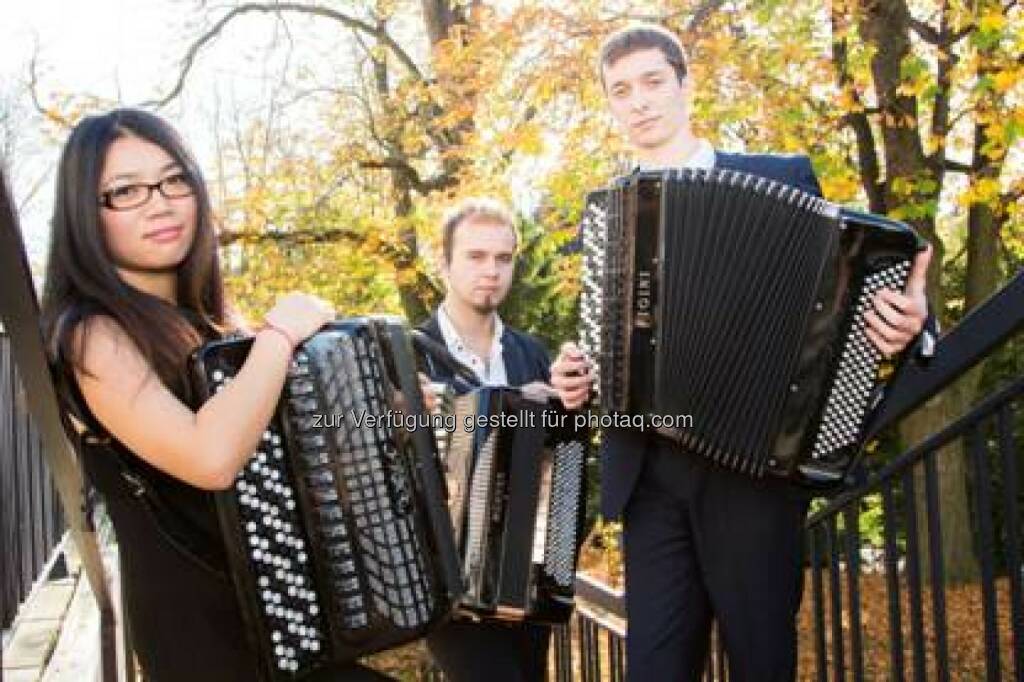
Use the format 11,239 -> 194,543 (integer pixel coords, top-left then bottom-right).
30,3 -> 1020,582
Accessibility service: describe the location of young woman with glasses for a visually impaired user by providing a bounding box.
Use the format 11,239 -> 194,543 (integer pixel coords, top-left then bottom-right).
41,108 -> 392,681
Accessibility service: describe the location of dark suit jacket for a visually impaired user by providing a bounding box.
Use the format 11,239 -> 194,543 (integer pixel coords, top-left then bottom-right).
417,311 -> 551,386
600,151 -> 823,520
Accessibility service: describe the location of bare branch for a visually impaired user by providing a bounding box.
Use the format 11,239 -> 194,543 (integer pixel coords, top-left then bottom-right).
219,225 -> 399,259
1001,179 -> 1024,211
908,17 -> 942,43
358,158 -> 456,194
685,0 -> 729,35
143,2 -> 424,108
16,170 -> 51,214
27,50 -> 57,122
943,158 -> 975,173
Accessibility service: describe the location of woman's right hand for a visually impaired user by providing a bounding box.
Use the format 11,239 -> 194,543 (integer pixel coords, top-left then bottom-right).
263,293 -> 335,346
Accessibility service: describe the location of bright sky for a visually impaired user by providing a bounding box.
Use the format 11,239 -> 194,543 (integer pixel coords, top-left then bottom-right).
1,0 -> 352,269
3,2 -> 182,261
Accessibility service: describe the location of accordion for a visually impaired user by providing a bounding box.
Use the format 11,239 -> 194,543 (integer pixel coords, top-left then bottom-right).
439,387 -> 586,623
579,169 -> 924,485
415,334 -> 587,623
189,316 -> 462,679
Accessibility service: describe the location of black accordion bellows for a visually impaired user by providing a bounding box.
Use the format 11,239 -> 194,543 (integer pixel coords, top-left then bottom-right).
190,316 -> 461,680
580,169 -> 923,484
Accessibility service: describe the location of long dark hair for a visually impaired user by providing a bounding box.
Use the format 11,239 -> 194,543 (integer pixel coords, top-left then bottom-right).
42,108 -> 227,396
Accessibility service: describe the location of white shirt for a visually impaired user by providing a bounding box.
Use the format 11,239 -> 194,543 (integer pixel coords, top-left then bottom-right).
437,306 -> 508,386
638,138 -> 716,171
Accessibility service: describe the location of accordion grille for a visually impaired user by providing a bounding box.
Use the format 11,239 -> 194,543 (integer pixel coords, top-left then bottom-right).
463,429 -> 497,596
656,171 -> 838,471
311,331 -> 436,630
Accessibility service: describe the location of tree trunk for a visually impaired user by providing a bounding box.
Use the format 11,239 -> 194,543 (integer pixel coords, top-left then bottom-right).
420,0 -> 457,46
857,0 -> 979,583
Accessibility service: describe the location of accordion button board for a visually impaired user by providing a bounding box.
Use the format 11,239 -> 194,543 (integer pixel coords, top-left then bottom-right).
192,317 -> 461,679
579,169 -> 925,488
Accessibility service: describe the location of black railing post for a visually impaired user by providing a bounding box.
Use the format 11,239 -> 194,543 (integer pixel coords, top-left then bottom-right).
901,469 -> 928,681
922,456 -> 949,681
881,482 -> 905,681
608,628 -> 624,682
809,525 -> 828,682
969,425 -> 1003,682
842,505 -> 865,682
827,516 -> 845,682
1,332 -> 67,631
998,406 -> 1023,680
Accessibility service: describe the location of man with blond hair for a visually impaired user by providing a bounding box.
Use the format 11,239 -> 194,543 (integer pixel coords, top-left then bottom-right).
419,197 -> 553,681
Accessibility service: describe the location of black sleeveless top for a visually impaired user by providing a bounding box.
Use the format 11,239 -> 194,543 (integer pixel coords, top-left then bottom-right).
57,327 -> 394,682
58,350 -> 261,682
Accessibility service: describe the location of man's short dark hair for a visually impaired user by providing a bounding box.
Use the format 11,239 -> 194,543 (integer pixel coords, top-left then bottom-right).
441,197 -> 517,265
598,24 -> 688,87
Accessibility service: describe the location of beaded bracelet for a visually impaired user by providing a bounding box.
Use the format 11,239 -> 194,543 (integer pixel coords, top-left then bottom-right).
261,319 -> 298,349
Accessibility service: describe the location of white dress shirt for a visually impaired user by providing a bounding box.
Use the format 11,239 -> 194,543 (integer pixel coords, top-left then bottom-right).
638,138 -> 716,171
437,306 -> 508,386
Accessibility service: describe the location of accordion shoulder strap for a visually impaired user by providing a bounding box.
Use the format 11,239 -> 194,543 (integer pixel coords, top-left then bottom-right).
411,329 -> 481,391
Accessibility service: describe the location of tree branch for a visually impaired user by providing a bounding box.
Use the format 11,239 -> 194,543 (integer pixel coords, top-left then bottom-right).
357,158 -> 456,194
830,7 -> 884,212
942,158 -> 975,173
142,2 -> 424,108
685,0 -> 729,35
27,50 -> 58,122
909,11 -> 974,45
218,225 -> 403,262
928,0 -> 954,172
908,17 -> 941,43
1000,179 -> 1023,213
16,169 -> 51,214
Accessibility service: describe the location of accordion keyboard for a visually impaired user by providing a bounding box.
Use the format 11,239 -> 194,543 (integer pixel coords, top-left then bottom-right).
544,440 -> 584,588
205,328 -> 439,675
210,370 -> 326,675
807,260 -> 913,466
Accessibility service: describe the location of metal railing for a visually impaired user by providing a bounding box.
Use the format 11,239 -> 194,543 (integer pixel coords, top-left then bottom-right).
549,574 -> 729,681
553,271 -> 1023,680
1,170 -> 119,680
553,382 -> 1021,681
0,329 -> 66,633
806,378 -> 1022,681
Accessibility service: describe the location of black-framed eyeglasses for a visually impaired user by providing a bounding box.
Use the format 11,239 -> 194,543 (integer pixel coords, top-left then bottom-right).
99,172 -> 195,211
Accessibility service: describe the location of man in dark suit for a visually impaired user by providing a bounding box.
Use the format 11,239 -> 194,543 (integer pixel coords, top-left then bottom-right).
550,24 -> 934,681
418,197 -> 552,681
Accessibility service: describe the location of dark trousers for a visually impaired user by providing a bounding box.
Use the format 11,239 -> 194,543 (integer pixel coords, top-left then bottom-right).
426,619 -> 551,681
622,441 -> 809,681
